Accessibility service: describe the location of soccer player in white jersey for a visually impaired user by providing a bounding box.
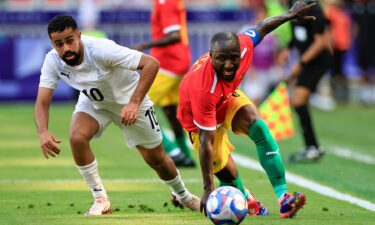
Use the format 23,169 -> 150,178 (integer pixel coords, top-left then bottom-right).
34,15 -> 200,216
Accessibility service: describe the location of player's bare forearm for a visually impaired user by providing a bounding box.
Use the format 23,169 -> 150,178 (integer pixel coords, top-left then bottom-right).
255,12 -> 294,39
198,129 -> 216,193
34,87 -> 54,135
133,31 -> 180,51
255,1 -> 316,39
35,104 -> 49,135
35,87 -> 61,159
130,54 -> 160,105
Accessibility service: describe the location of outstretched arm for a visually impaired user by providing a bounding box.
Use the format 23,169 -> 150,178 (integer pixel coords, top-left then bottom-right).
132,31 -> 180,51
255,1 -> 316,40
35,87 -> 61,159
198,129 -> 216,216
120,54 -> 160,126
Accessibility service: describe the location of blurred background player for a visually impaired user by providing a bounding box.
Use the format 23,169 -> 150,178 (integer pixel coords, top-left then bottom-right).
177,1 -> 317,218
132,0 -> 195,167
352,0 -> 375,105
78,0 -> 107,39
35,15 -> 200,216
322,0 -> 352,104
287,0 -> 331,162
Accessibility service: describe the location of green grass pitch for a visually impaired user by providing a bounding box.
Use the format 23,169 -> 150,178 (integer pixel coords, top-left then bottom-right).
0,103 -> 374,225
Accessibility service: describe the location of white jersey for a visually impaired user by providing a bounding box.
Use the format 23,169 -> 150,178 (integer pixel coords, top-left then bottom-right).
39,35 -> 152,113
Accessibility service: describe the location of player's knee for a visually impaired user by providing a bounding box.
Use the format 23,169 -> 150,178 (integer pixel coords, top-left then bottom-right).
70,130 -> 90,146
232,105 -> 260,134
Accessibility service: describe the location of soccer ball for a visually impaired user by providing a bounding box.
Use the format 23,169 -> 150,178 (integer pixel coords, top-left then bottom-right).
206,186 -> 248,225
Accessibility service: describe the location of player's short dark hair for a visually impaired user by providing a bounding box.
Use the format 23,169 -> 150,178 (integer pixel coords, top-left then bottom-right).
47,15 -> 78,38
210,32 -> 239,50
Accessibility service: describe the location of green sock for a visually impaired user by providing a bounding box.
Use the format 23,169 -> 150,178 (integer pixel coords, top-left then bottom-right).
176,134 -> 192,158
248,119 -> 287,199
219,173 -> 249,199
161,130 -> 178,155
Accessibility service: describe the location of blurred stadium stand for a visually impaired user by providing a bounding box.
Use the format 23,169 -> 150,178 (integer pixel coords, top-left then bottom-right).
0,0 -> 254,101
0,0 -> 368,103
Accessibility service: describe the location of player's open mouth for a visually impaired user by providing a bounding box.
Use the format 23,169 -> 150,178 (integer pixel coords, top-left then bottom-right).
65,55 -> 75,60
224,71 -> 235,76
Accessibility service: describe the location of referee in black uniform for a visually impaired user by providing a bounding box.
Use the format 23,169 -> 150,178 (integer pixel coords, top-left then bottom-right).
287,0 -> 331,162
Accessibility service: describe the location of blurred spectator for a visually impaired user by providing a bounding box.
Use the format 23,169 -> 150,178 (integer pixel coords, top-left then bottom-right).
111,0 -> 152,9
78,0 -> 107,38
266,0 -> 292,48
352,0 -> 375,105
323,0 -> 352,104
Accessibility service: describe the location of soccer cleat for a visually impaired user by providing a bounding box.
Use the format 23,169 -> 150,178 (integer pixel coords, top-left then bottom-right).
177,158 -> 196,168
85,196 -> 111,216
246,189 -> 269,216
171,193 -> 200,211
171,153 -> 196,168
279,192 -> 306,218
289,146 -> 324,163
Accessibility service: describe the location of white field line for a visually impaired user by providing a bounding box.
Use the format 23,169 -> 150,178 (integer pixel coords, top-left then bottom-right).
232,153 -> 375,212
328,146 -> 375,165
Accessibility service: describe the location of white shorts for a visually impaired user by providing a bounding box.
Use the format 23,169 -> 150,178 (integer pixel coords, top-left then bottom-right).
73,97 -> 162,149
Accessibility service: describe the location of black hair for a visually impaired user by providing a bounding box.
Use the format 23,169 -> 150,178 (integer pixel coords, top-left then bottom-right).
210,32 -> 239,50
47,15 -> 78,38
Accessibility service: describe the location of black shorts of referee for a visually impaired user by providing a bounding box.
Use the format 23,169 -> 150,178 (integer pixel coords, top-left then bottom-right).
296,50 -> 331,92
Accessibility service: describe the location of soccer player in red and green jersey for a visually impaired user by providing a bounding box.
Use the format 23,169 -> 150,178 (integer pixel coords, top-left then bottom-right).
177,0 -> 316,218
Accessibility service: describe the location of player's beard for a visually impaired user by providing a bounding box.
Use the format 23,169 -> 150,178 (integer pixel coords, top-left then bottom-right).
62,51 -> 81,66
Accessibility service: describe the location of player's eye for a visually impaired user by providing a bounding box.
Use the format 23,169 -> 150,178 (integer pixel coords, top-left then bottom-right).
66,39 -> 74,44
216,56 -> 226,62
55,42 -> 63,48
230,55 -> 240,61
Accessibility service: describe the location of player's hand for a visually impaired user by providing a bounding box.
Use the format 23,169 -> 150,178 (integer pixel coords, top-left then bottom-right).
200,189 -> 212,217
289,1 -> 317,21
38,131 -> 61,159
121,102 -> 140,126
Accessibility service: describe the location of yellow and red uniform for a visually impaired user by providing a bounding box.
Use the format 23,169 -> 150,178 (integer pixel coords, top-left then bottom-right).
149,0 -> 191,106
177,34 -> 255,172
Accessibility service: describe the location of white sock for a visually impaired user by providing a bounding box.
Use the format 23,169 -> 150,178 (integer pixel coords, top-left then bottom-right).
162,172 -> 189,201
76,159 -> 107,199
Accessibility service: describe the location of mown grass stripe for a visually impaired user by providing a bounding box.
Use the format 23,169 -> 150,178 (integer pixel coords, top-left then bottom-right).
0,178 -> 201,184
